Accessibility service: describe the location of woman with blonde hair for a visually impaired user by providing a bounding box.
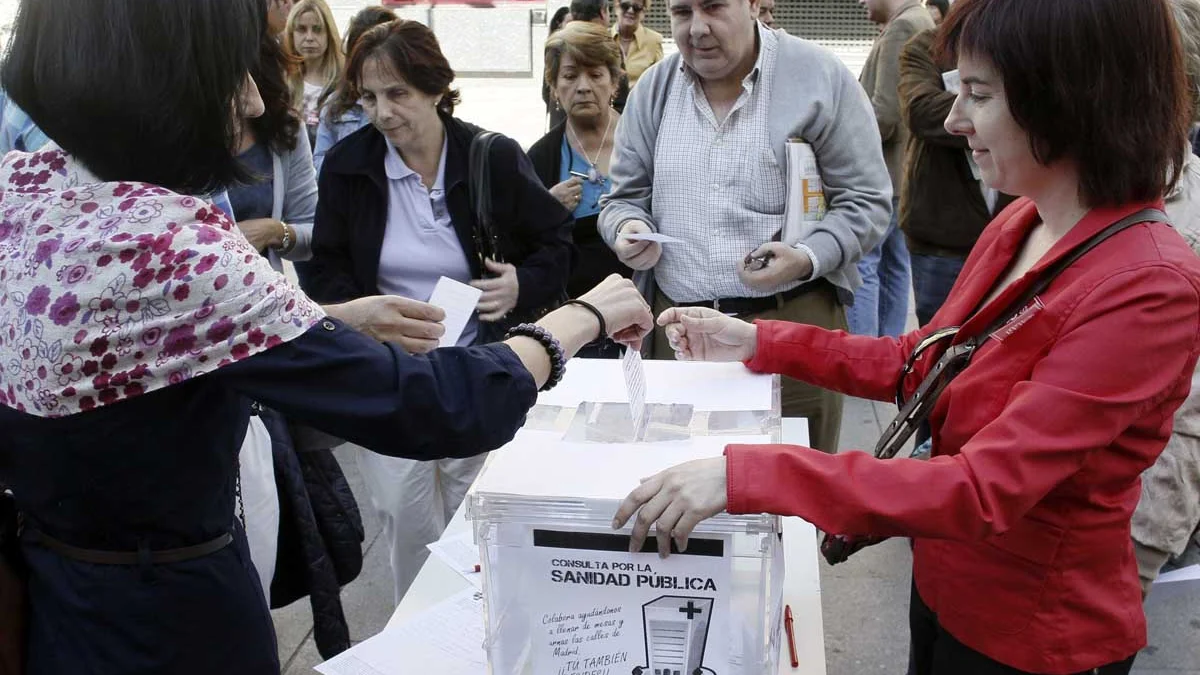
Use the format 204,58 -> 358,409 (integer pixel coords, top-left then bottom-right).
284,0 -> 343,146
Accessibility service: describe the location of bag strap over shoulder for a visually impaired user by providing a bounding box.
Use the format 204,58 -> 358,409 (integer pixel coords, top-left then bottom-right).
467,131 -> 504,265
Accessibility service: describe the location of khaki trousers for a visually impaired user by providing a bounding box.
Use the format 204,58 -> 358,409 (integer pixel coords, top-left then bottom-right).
652,282 -> 847,453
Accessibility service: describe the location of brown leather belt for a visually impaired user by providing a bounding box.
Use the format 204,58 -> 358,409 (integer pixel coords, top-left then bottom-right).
23,528 -> 233,566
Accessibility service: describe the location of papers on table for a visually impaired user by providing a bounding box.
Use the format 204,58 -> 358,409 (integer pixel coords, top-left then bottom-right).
428,277 -> 482,348
537,359 -> 774,412
426,531 -> 483,589
618,231 -> 685,244
621,347 -> 648,438
315,587 -> 486,675
473,431 -> 770,501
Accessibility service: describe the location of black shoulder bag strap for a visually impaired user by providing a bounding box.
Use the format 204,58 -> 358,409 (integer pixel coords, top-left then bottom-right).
821,208 -> 1170,565
468,131 -> 504,267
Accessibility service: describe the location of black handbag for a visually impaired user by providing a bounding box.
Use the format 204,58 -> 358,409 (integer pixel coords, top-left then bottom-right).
0,489 -> 26,675
467,131 -> 566,335
821,208 -> 1171,564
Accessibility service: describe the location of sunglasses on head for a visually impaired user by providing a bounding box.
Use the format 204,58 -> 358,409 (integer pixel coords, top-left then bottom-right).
619,2 -> 644,12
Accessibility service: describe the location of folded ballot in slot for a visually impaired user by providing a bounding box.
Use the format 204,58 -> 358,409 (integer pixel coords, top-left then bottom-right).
467,360 -> 785,675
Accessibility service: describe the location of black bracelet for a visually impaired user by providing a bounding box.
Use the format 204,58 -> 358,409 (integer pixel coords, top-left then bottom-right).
562,299 -> 607,342
505,323 -> 567,391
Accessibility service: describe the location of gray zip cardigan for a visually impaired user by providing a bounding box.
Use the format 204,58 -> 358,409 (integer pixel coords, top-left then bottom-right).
598,31 -> 893,302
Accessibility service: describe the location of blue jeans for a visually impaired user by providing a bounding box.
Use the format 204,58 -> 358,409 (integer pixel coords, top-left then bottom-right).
849,199 -> 910,337
910,252 -> 967,327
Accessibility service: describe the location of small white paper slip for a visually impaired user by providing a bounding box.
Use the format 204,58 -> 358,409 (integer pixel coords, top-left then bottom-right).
427,276 -> 483,348
315,587 -> 487,675
622,346 -> 648,438
941,68 -> 961,94
1154,563 -> 1200,586
618,232 -> 685,244
426,531 -> 483,589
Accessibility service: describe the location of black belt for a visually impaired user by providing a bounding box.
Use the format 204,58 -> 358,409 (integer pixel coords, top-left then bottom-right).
673,279 -> 827,317
24,528 -> 233,566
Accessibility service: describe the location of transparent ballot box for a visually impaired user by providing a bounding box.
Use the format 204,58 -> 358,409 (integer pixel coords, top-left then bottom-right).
466,359 -> 785,675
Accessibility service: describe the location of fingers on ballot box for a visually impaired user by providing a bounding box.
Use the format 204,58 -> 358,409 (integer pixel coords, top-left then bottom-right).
466,358 -> 787,675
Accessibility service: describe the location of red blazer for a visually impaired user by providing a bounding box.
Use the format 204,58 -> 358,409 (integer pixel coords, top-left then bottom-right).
725,200 -> 1200,673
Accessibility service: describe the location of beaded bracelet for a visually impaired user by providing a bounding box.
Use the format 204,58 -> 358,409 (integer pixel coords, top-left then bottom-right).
505,323 -> 566,391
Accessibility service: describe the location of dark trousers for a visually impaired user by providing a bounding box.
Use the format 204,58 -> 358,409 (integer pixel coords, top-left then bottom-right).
907,582 -> 1137,675
651,282 -> 847,453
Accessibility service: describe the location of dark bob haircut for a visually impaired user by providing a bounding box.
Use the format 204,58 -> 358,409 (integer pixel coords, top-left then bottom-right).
938,0 -> 1189,208
339,20 -> 461,117
1,0 -> 262,196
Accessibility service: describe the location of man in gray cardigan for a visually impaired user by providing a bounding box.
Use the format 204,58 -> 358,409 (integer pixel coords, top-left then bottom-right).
597,0 -> 890,452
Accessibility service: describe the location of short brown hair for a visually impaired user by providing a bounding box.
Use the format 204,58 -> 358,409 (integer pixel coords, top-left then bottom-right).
938,0 -> 1190,207
544,21 -> 624,90
339,20 -> 461,116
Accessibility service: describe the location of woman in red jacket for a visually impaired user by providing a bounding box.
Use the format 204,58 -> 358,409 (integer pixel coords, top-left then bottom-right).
613,0 -> 1200,673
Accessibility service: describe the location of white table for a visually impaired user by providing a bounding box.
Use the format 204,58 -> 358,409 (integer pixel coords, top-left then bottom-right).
387,418 -> 827,675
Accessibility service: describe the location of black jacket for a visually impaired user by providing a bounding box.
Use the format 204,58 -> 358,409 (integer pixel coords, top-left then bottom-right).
526,122 -> 630,298
306,113 -> 574,337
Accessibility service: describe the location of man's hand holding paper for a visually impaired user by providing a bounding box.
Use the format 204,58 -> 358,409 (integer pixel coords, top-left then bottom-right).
613,220 -> 663,270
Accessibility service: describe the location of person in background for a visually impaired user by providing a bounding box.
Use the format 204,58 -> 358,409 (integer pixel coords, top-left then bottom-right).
0,88 -> 49,155
615,0 -> 1200,672
313,5 -> 398,175
1131,0 -> 1200,598
225,4 -> 321,603
544,6 -> 574,129
0,0 -> 652,672
305,20 -> 575,604
611,0 -> 664,89
924,0 -> 948,23
529,21 -> 631,358
267,0 -> 296,37
850,0 -> 934,339
758,0 -> 778,28
571,0 -> 632,111
284,0 -> 343,147
599,0 -> 891,453
898,27 -> 1010,329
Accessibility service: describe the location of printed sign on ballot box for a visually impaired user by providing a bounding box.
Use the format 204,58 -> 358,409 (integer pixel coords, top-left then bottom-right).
523,528 -> 733,675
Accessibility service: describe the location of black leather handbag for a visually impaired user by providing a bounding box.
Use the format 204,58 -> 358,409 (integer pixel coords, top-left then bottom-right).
821,208 -> 1171,564
468,131 -> 566,336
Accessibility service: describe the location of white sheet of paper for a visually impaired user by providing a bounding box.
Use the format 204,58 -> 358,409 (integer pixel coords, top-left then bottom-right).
426,531 -> 483,589
1154,564 -> 1200,585
315,587 -> 487,675
622,347 -> 648,437
473,431 -> 770,501
536,359 -> 774,412
618,232 -> 685,244
941,69 -> 961,94
427,277 -> 483,348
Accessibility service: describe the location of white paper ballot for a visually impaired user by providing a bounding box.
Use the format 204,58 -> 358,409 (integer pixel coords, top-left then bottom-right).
619,232 -> 685,244
1154,564 -> 1200,586
941,69 -> 961,94
622,347 -> 648,438
426,531 -> 483,589
537,359 -> 774,412
427,276 -> 483,348
316,587 -> 487,675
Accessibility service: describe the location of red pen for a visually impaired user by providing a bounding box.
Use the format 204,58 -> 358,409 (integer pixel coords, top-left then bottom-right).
784,604 -> 798,668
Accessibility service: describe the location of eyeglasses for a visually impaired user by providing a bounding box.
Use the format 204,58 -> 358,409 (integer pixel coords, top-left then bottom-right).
619,2 -> 644,13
